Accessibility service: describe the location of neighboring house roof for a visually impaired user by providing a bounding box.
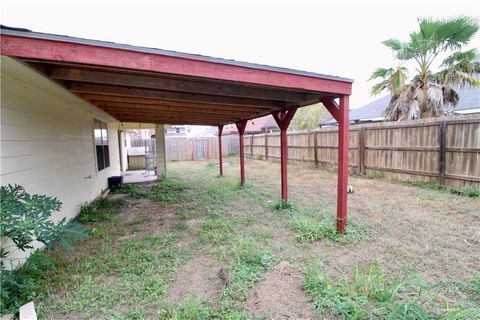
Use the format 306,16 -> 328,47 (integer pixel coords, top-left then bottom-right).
223,115 -> 275,134
262,115 -> 279,130
323,86 -> 480,124
186,126 -> 218,137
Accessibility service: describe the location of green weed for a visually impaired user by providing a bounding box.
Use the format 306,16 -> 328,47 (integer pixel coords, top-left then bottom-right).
171,222 -> 188,232
151,178 -> 191,204
77,198 -> 125,224
159,299 -> 254,319
113,184 -> 150,198
449,186 -> 479,198
409,181 -> 479,198
304,261 -> 406,319
127,215 -> 153,226
224,238 -> 274,302
199,218 -> 235,247
293,217 -> 367,244
303,261 -> 480,319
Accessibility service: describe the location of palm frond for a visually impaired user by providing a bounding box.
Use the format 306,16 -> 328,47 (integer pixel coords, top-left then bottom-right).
419,16 -> 479,51
382,39 -> 404,51
389,67 -> 408,97
370,81 -> 390,96
442,85 -> 459,109
369,66 -> 407,97
441,48 -> 478,67
426,83 -> 444,114
435,49 -> 480,88
369,67 -> 394,81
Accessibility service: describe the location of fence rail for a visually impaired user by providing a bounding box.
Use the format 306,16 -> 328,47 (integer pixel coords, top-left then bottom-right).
242,114 -> 479,189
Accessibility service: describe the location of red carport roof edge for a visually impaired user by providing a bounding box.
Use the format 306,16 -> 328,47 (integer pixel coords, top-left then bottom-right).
0,27 -> 353,95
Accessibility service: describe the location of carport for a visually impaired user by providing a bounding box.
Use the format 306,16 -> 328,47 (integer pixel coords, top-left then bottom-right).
1,27 -> 352,232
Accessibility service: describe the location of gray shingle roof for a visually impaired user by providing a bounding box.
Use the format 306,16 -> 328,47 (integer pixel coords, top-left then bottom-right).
324,86 -> 480,124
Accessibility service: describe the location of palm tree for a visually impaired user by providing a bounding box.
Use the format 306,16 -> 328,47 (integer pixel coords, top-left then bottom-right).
370,16 -> 479,121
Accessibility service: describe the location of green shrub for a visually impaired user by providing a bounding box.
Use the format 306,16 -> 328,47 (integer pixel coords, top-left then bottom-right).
0,252 -> 53,314
0,184 -> 85,315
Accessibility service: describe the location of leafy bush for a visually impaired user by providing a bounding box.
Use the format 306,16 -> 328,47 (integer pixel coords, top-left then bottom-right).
1,252 -> 53,314
0,184 -> 85,315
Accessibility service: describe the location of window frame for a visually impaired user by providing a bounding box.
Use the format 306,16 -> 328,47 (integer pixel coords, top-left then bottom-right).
93,119 -> 110,171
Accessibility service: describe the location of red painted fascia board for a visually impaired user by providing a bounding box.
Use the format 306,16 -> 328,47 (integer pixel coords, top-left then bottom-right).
1,35 -> 352,95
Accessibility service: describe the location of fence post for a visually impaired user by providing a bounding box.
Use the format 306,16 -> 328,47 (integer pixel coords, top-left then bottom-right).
439,121 -> 447,186
313,131 -> 319,168
265,131 -> 268,160
358,127 -> 366,174
251,134 -> 254,159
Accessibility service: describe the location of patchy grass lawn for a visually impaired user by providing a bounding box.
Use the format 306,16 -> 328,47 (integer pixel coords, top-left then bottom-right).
34,158 -> 479,319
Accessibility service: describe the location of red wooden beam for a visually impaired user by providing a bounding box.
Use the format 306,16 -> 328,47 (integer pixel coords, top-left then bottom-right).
218,125 -> 224,177
336,95 -> 350,233
320,97 -> 340,121
235,119 -> 248,185
1,35 -> 352,95
272,107 -> 298,202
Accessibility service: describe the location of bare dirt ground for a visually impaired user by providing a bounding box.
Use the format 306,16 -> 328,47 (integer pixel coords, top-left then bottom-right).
245,262 -> 315,319
167,256 -> 226,304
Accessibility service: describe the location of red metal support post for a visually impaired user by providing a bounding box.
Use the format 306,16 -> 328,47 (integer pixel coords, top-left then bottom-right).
236,120 -> 248,185
218,125 -> 224,176
337,95 -> 350,233
272,107 -> 298,202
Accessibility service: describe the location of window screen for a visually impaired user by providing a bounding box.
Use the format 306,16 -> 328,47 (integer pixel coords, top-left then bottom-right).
94,120 -> 110,171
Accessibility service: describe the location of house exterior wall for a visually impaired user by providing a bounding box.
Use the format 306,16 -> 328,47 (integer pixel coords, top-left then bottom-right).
1,57 -> 121,266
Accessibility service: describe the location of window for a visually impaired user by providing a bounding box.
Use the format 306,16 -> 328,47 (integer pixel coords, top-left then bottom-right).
94,119 -> 110,171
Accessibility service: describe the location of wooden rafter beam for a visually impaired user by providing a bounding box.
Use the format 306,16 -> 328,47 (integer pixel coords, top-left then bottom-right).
49,67 -> 319,102
79,94 -> 272,111
68,82 -> 285,108
94,102 -> 257,117
99,109 -> 240,122
115,116 -> 224,125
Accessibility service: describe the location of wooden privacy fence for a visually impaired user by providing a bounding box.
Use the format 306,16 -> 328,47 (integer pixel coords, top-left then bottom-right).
243,114 -> 480,189
165,134 -> 239,161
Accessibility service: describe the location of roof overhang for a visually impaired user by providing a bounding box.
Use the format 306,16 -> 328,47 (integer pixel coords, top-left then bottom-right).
0,27 -> 353,126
